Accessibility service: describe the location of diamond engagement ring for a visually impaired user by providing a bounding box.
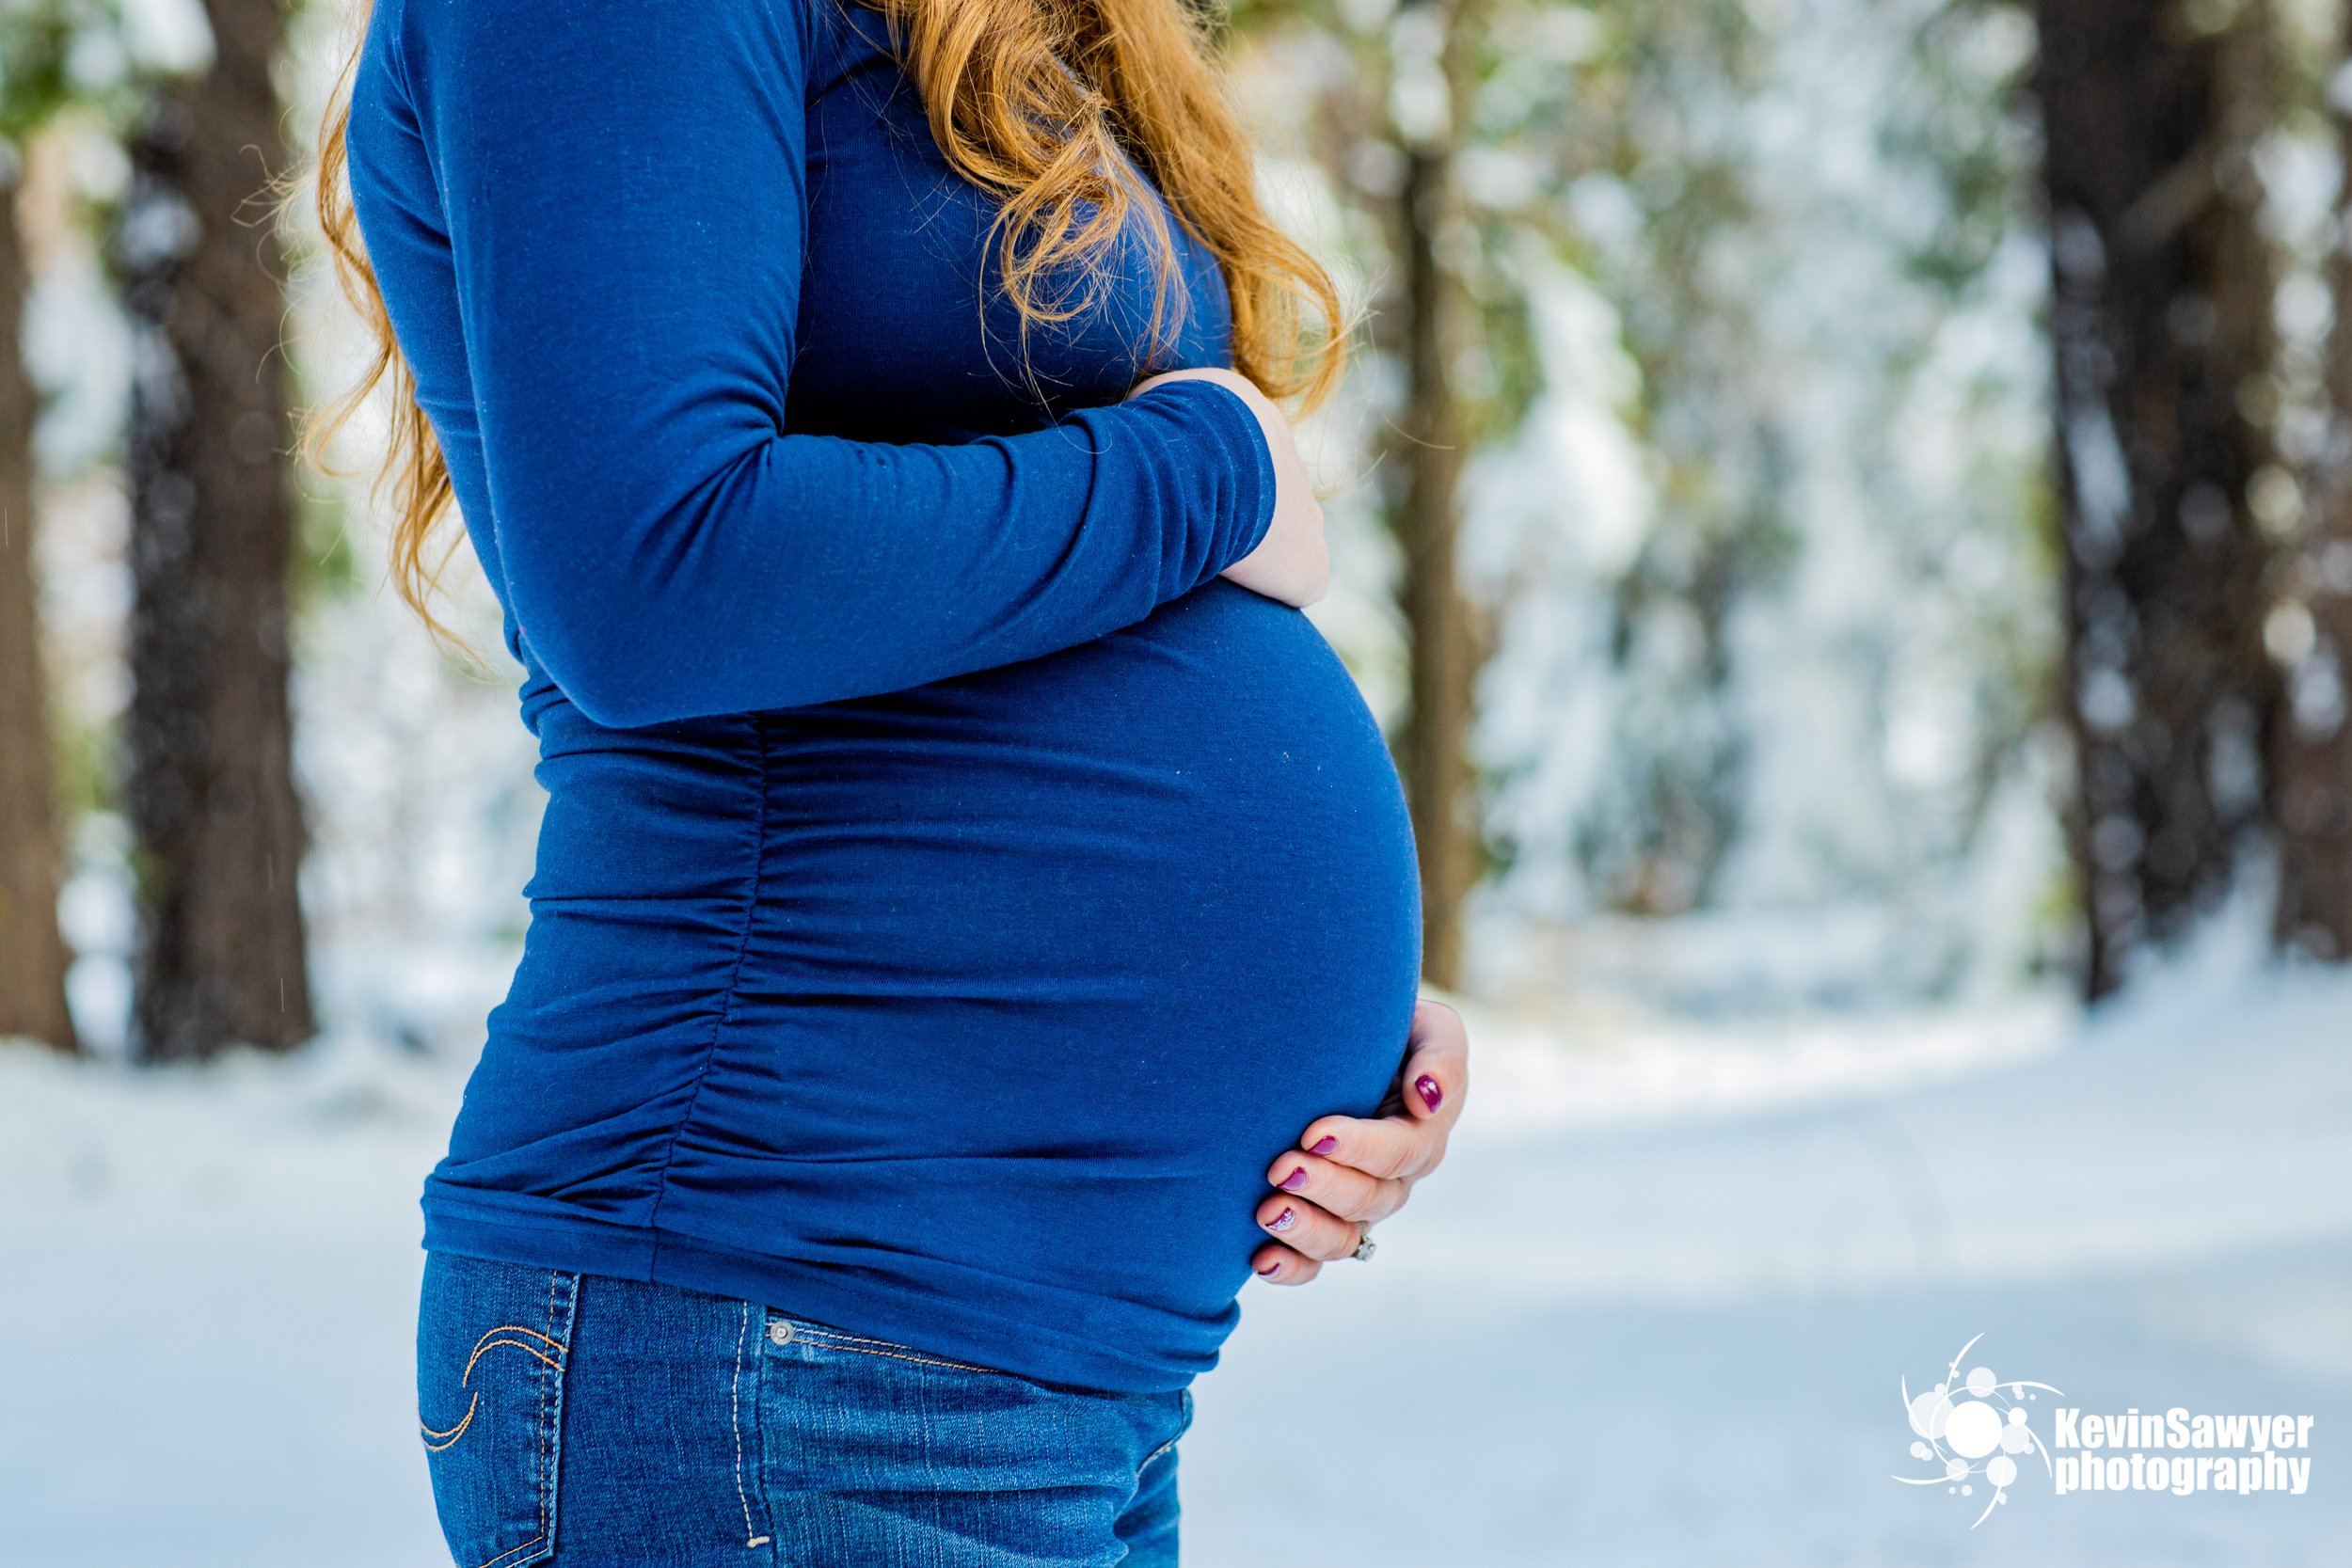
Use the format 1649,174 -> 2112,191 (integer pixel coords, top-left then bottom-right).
1350,1225 -> 1376,1262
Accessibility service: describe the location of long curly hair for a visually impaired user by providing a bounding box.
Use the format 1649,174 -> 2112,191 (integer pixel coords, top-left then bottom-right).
297,0 -> 1348,654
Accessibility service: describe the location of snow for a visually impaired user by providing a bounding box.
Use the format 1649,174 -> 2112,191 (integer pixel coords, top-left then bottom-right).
5,8 -> 2341,1564
5,946 -> 2346,1566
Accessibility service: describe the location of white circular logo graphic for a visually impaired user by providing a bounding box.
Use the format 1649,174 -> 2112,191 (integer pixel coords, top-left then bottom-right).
1895,1334 -> 2060,1528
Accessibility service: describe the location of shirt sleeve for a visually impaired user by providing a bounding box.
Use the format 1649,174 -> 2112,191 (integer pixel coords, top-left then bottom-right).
391,0 -> 1276,729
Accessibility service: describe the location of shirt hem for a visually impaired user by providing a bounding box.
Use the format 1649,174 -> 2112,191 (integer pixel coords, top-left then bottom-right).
419,1186 -> 1216,1397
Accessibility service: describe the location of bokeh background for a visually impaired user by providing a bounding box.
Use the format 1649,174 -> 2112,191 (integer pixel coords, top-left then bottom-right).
3,0 -> 2348,1563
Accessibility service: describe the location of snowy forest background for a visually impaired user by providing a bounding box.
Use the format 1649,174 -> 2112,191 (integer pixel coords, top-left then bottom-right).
4,0 -> 2351,1564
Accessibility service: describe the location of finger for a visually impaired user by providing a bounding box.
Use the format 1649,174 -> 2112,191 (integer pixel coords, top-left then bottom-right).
1292,1110 -> 1439,1183
1399,997 -> 1469,1125
1257,1189 -> 1371,1262
1250,1241 -> 1321,1287
1263,1150 -> 1408,1224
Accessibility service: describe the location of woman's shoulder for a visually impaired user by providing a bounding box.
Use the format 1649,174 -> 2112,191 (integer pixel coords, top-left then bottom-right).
383,0 -> 844,87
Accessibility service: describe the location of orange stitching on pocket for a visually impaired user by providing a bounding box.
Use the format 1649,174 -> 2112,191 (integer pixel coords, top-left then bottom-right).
464,1323 -> 564,1351
474,1522 -> 548,1568
421,1328 -> 564,1457
529,1273 -> 556,1559
463,1275 -> 564,1568
420,1279 -> 568,1568
461,1336 -> 564,1383
465,1278 -> 564,1568
421,1392 -> 480,1451
460,1325 -> 566,1385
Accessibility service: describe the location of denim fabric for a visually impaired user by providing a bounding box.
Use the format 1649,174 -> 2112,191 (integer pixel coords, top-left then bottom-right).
418,1252 -> 1194,1567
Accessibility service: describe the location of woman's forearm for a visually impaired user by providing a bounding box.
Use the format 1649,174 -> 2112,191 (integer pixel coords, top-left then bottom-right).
358,0 -> 1276,730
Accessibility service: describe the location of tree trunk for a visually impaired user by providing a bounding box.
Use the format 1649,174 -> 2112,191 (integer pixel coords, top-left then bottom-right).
2275,12 -> 2352,959
0,150 -> 78,1053
113,0 -> 314,1061
2031,0 -> 2281,998
1389,0 -> 1481,990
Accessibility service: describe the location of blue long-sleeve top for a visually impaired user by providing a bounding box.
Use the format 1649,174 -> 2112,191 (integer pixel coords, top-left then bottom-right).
349,0 -> 1422,1394
354,0 -> 1276,725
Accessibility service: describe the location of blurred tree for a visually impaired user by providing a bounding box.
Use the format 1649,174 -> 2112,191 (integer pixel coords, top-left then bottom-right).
2275,4 -> 2352,959
109,0 -> 313,1059
1236,0 -> 1534,988
1513,0 -> 1783,919
1238,0 -> 2045,994
1,1 -> 84,1054
2030,0 -> 2281,997
1385,0 -> 1486,990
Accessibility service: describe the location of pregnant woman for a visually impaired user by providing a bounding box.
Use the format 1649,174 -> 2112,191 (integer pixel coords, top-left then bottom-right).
318,0 -> 1466,1560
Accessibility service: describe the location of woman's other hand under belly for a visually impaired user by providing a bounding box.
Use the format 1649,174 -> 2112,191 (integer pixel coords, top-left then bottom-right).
1247,998 -> 1469,1285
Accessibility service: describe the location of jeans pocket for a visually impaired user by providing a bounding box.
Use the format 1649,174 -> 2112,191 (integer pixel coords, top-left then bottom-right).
761,1311 -> 1012,1376
1138,1386 -> 1193,1477
416,1254 -> 580,1568
758,1310 -> 1190,1560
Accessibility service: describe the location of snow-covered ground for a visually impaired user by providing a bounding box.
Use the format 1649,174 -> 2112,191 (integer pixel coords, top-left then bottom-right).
3,948 -> 2347,1566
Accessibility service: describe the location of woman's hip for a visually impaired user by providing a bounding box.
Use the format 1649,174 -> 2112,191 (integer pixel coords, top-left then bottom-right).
414,1251 -> 1190,1568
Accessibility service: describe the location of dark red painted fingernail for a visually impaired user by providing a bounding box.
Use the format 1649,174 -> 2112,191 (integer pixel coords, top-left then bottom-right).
1255,1259 -> 1280,1275
1266,1206 -> 1297,1232
1310,1135 -> 1339,1156
1279,1166 -> 1308,1191
1416,1074 -> 1443,1113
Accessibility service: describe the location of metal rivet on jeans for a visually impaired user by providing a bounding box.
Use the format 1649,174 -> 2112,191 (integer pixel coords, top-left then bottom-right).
768,1321 -> 793,1346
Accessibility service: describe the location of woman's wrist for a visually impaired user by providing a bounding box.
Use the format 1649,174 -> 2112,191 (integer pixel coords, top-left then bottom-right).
1121,372 -> 1280,578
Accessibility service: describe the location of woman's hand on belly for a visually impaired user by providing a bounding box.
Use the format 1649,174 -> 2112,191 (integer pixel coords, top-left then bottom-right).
1126,366 -> 1327,609
1248,998 -> 1469,1284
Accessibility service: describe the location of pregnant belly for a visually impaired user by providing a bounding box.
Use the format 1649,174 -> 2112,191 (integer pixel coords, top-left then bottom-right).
465,580 -> 1422,1350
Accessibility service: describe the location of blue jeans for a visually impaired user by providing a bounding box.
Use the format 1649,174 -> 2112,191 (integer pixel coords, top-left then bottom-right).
416,1253 -> 1194,1567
